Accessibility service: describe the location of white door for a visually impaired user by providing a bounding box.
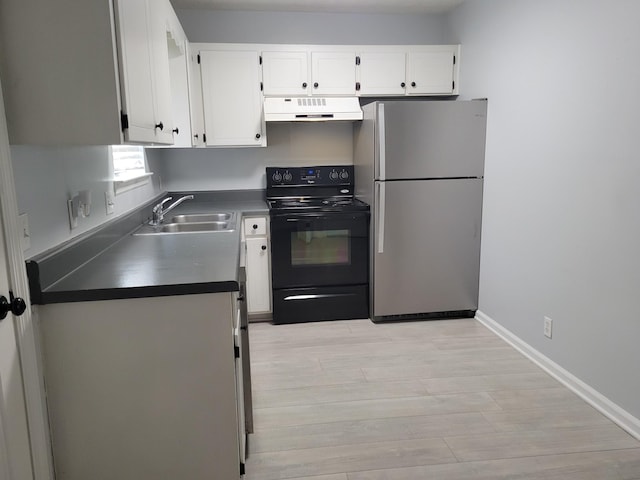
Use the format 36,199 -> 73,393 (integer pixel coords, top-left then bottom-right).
262,51 -> 309,96
406,50 -> 456,95
357,52 -> 407,96
0,204 -> 33,480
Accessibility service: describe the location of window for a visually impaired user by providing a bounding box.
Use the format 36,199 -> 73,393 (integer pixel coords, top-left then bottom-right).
110,145 -> 153,194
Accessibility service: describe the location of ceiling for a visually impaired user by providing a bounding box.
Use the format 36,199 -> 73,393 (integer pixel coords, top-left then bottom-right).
169,0 -> 465,14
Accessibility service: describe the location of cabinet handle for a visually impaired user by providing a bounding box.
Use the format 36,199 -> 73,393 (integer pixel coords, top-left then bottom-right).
401,82 -> 406,88
261,245 -> 267,251
193,134 -> 199,139
155,122 -> 164,131
255,133 -> 261,139
302,82 -> 307,88
172,127 -> 179,135
252,224 -> 258,230
411,82 -> 416,88
1,294 -> 27,320
313,82 -> 319,88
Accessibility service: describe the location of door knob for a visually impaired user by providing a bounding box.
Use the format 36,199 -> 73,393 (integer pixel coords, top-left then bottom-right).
0,293 -> 27,320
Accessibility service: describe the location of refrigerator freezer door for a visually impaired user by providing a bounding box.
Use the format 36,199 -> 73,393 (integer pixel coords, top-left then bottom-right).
373,178 -> 483,318
379,100 -> 487,180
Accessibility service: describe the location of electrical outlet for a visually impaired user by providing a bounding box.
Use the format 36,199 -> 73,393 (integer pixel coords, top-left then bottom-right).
544,316 -> 553,339
105,190 -> 115,215
19,213 -> 31,250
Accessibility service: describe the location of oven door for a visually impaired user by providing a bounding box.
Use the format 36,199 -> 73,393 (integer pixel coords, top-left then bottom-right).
270,211 -> 369,289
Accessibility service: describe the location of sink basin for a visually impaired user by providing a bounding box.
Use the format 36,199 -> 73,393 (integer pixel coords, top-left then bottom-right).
160,221 -> 230,233
171,213 -> 233,223
133,220 -> 235,236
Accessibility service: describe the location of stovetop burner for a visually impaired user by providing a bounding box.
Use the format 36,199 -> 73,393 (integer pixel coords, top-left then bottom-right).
266,165 -> 369,214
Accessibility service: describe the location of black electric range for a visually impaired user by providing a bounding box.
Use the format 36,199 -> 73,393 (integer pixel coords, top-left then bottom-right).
266,166 -> 370,324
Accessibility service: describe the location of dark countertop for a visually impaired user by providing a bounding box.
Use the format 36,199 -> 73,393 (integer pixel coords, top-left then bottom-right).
27,190 -> 269,305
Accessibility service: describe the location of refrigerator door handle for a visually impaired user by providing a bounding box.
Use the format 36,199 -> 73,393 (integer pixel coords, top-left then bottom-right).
378,103 -> 386,180
377,182 -> 386,254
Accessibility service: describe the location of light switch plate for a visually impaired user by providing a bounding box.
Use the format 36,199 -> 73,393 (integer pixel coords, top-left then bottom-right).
105,190 -> 115,215
19,213 -> 31,250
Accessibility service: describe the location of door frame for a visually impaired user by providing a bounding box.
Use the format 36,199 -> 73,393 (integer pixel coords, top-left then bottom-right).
0,75 -> 54,480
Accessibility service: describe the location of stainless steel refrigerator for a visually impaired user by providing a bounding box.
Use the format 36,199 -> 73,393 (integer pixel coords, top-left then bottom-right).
354,100 -> 488,322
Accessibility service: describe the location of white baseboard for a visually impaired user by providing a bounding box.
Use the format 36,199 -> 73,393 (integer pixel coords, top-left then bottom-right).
475,310 -> 640,441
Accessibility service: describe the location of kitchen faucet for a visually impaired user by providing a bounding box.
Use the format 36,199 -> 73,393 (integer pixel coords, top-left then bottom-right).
150,195 -> 194,225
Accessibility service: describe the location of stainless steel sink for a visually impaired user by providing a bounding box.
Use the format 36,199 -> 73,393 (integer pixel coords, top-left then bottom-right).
171,213 -> 233,223
160,221 -> 230,233
133,219 -> 236,236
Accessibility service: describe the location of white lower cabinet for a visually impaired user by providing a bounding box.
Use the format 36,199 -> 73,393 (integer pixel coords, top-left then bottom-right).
38,293 -> 244,480
243,216 -> 272,316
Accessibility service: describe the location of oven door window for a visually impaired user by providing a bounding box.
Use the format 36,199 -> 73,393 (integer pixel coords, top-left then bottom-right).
291,229 -> 350,266
270,213 -> 369,289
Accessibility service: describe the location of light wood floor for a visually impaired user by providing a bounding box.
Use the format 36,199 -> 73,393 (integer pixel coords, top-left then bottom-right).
245,318 -> 640,480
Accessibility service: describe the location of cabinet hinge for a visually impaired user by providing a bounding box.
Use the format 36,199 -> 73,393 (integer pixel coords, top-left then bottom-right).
260,82 -> 263,92
234,345 -> 240,358
453,55 -> 456,65
203,133 -> 207,143
355,82 -> 361,91
356,56 -> 361,65
452,80 -> 455,90
197,54 -> 201,64
259,55 -> 262,65
240,462 -> 246,475
120,111 -> 129,132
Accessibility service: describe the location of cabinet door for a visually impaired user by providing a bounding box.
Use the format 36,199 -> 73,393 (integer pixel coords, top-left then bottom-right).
187,46 -> 206,147
200,50 -> 266,147
262,51 -> 309,96
311,52 -> 357,96
167,22 -> 192,147
406,50 -> 456,95
245,237 -> 271,314
357,52 -> 406,96
114,0 -> 157,143
148,0 -> 174,143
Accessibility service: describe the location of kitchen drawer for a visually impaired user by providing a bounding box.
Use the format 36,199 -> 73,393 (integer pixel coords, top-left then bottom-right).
243,217 -> 267,236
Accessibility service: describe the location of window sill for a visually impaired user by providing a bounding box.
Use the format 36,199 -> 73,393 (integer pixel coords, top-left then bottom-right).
113,172 -> 153,195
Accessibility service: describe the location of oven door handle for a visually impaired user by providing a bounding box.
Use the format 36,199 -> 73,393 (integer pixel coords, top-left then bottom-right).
376,182 -> 385,254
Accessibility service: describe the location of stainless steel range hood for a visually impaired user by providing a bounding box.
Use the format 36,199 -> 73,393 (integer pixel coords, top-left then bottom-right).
264,97 -> 363,122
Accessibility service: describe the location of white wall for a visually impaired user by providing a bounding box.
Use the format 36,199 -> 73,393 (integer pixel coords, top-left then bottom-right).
176,9 -> 446,44
446,0 -> 640,420
157,122 -> 353,191
12,146 -> 163,257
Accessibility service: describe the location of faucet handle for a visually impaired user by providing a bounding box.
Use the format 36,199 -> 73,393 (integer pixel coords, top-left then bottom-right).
154,197 -> 173,213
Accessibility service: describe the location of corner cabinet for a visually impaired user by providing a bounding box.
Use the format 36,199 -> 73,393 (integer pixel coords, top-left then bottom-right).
0,0 -> 181,145
199,50 -> 266,147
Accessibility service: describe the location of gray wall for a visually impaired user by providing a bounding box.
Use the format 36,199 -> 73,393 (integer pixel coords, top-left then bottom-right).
156,122 -> 353,191
176,9 -> 446,44
446,0 -> 640,419
12,147 -> 163,257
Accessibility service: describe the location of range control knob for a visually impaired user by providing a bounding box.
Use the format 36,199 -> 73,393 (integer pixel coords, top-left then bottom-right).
272,172 -> 282,182
339,169 -> 350,180
283,171 -> 293,182
329,170 -> 339,181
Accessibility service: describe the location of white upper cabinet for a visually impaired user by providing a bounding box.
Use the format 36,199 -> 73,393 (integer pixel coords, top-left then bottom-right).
187,46 -> 206,147
406,47 -> 459,95
262,50 -> 356,97
262,51 -> 309,96
357,52 -> 407,96
115,0 -> 173,144
311,52 -> 357,96
358,46 -> 460,96
0,0 -> 182,145
199,50 -> 266,147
